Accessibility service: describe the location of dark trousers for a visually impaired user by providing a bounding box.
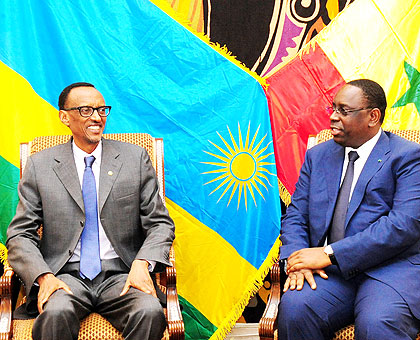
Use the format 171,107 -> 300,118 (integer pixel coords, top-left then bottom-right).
278,266 -> 420,340
32,259 -> 166,340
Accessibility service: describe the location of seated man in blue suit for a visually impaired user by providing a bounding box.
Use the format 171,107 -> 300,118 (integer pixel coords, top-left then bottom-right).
278,79 -> 420,339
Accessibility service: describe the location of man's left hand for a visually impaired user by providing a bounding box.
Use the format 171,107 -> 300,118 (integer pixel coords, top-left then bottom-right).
287,247 -> 332,273
120,259 -> 157,298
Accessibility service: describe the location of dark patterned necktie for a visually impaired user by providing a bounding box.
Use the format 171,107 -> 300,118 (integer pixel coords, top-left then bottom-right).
80,156 -> 101,280
329,151 -> 360,243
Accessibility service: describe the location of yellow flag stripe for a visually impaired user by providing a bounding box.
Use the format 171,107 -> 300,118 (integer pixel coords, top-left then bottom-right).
167,198 -> 258,327
0,61 -> 69,167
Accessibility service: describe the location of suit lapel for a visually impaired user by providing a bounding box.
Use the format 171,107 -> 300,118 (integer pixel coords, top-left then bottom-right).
345,131 -> 390,226
52,140 -> 84,212
324,143 -> 345,230
99,139 -> 123,213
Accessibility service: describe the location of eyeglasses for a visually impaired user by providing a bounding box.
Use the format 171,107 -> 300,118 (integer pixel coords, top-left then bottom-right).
326,106 -> 372,117
62,106 -> 111,117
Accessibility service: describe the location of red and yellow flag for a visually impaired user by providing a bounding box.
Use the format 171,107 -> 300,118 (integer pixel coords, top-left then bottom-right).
265,0 -> 420,203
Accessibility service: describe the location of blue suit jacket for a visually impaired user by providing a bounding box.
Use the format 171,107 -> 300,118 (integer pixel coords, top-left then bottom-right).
280,131 -> 420,318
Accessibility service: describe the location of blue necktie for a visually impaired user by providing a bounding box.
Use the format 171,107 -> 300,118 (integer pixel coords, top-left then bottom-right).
80,156 -> 101,280
329,151 -> 359,243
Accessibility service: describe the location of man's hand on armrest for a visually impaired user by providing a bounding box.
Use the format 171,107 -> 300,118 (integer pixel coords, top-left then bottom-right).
286,247 -> 332,273
284,269 -> 328,292
36,273 -> 73,314
283,247 -> 332,292
120,259 -> 157,298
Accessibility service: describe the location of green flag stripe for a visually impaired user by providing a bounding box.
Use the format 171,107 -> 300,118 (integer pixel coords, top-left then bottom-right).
0,155 -> 19,244
179,296 -> 217,340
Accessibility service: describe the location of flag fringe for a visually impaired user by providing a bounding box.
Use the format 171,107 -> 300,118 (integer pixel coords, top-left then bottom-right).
149,0 -> 269,90
278,179 -> 291,206
0,243 -> 8,265
209,237 -> 281,340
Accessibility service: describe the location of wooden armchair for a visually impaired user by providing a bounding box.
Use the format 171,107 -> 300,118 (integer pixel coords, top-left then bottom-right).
259,129 -> 420,340
0,133 -> 184,340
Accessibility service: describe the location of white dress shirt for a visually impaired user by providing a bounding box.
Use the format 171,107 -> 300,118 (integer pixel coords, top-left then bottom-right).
69,140 -> 119,262
322,128 -> 382,248
69,140 -> 155,271
341,128 -> 382,201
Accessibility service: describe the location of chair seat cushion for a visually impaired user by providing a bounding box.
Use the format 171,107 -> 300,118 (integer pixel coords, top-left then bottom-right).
333,324 -> 420,340
12,312 -> 170,340
274,324 -> 420,340
332,324 -> 354,340
13,313 -> 123,340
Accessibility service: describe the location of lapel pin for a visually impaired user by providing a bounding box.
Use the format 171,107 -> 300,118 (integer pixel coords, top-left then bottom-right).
378,159 -> 382,163
108,171 -> 113,176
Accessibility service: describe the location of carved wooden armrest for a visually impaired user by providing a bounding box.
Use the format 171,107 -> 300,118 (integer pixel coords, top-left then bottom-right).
0,259 -> 15,340
165,265 -> 184,340
164,246 -> 184,340
259,260 -> 282,340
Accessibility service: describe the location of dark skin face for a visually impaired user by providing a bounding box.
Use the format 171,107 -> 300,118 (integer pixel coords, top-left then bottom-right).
330,84 -> 382,148
59,86 -> 107,154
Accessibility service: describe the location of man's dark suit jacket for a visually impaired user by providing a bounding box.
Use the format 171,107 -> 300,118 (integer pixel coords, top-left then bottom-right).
280,130 -> 420,318
6,137 -> 175,311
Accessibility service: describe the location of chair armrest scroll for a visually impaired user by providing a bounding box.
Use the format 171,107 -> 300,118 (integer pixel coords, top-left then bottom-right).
162,246 -> 184,340
165,264 -> 184,340
258,260 -> 283,340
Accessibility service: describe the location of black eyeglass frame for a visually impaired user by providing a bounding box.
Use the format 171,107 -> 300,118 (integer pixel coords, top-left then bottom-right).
326,106 -> 373,117
62,105 -> 112,117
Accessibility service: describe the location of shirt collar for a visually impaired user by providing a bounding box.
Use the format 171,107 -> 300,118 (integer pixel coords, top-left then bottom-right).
345,128 -> 382,160
72,139 -> 102,164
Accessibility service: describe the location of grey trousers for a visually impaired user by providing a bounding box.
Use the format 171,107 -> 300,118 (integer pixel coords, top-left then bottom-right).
31,259 -> 166,340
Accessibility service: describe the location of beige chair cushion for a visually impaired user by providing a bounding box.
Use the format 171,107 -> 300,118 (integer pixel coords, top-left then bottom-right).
12,313 -> 170,340
333,324 -> 420,340
13,314 -> 122,340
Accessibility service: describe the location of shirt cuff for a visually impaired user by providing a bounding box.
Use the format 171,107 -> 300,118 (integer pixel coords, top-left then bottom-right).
141,259 -> 156,272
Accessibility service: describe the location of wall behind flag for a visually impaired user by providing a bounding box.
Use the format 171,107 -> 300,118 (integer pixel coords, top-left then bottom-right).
165,0 -> 355,77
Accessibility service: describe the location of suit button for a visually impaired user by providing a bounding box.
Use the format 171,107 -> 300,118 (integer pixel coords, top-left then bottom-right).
68,250 -> 72,256
80,221 -> 84,227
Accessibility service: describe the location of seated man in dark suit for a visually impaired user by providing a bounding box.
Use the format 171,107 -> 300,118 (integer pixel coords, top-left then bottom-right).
278,79 -> 420,339
7,82 -> 175,340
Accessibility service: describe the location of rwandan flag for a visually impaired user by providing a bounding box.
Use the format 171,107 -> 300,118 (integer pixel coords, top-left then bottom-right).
264,0 -> 420,204
0,1 -> 281,339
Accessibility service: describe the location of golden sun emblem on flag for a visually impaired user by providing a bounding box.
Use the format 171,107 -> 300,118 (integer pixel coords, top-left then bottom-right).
201,123 -> 276,210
